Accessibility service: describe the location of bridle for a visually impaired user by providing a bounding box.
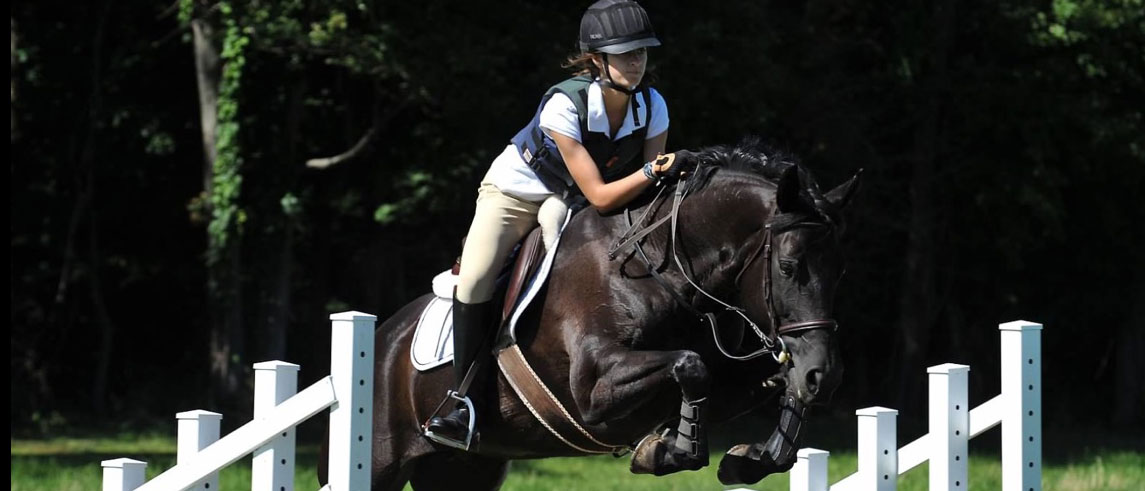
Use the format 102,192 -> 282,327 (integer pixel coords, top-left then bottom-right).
609,174 -> 838,363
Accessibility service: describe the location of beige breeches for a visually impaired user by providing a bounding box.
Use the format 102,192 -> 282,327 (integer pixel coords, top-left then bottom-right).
454,177 -> 570,304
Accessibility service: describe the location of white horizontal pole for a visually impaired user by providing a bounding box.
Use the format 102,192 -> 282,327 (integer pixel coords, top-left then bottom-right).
969,395 -> 1003,437
895,433 -> 930,474
137,376 -> 336,491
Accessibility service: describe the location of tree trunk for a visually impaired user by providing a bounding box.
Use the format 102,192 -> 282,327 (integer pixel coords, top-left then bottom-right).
261,78 -> 307,362
192,8 -> 244,408
894,0 -> 953,412
89,207 -> 117,417
209,244 -> 245,408
11,17 -> 17,141
191,17 -> 220,196
1113,264 -> 1145,427
83,0 -> 114,417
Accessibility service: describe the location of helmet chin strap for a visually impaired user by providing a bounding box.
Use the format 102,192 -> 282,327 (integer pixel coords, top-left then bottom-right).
599,53 -> 639,96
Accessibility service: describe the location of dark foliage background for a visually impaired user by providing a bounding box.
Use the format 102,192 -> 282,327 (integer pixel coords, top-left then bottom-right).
11,0 -> 1143,436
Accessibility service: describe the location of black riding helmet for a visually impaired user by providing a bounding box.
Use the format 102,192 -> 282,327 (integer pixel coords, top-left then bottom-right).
578,0 -> 660,94
579,0 -> 661,54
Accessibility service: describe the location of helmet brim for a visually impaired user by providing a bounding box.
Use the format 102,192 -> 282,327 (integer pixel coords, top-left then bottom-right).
595,37 -> 661,55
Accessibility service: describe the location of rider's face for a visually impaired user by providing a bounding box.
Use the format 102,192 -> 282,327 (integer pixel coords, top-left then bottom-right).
594,48 -> 647,89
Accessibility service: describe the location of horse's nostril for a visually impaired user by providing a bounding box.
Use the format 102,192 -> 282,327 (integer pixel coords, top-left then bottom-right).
806,369 -> 824,395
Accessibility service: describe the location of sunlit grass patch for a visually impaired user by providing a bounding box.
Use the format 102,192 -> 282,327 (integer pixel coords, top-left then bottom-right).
11,434 -> 1145,491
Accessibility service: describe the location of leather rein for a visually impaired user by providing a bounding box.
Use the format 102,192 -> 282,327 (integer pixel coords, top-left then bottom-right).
608,175 -> 837,363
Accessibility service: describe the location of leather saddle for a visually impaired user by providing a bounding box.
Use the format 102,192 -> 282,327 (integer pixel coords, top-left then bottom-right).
451,220 -> 633,455
454,226 -> 548,336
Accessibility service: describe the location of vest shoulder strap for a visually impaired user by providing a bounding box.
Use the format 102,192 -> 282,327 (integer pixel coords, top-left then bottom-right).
549,76 -> 593,132
549,76 -> 655,139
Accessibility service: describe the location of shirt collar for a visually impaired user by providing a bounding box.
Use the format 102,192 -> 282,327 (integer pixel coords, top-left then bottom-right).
586,79 -> 646,140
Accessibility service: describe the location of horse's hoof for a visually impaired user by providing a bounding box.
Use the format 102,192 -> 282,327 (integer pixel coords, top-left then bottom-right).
718,443 -> 790,485
630,433 -> 669,475
630,432 -> 708,476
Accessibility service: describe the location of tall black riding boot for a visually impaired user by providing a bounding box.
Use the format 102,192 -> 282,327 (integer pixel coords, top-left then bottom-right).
425,297 -> 494,446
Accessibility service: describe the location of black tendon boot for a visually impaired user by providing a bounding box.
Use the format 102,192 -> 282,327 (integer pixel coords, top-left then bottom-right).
425,298 -> 494,448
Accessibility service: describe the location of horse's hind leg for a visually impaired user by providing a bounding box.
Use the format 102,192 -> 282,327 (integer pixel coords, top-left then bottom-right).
408,451 -> 510,491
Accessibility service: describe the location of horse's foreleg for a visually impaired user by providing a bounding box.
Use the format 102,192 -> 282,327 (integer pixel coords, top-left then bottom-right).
570,346 -> 711,475
716,391 -> 809,486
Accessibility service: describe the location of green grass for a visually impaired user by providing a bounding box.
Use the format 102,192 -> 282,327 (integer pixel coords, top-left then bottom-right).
11,434 -> 323,491
11,432 -> 1144,490
494,450 -> 1145,491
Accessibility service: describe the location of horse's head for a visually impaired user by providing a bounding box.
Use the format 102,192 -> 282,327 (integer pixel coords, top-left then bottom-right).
692,156 -> 861,486
763,165 -> 860,406
688,142 -> 860,407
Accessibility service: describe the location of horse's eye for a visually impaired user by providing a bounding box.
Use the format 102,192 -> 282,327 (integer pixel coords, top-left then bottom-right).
778,259 -> 797,277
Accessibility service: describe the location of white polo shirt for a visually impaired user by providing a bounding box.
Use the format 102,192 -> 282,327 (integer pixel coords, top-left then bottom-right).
485,80 -> 669,202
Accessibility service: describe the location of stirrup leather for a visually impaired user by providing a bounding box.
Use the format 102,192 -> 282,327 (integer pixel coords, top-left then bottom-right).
422,390 -> 477,451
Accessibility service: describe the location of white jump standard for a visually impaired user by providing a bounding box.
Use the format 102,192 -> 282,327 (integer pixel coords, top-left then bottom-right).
101,311 -> 376,491
790,320 -> 1042,491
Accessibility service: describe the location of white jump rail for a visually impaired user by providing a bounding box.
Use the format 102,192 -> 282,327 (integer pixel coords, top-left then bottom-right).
789,320 -> 1042,491
101,311 -> 376,491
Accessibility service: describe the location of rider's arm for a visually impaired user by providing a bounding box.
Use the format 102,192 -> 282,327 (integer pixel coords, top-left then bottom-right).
550,131 -> 668,213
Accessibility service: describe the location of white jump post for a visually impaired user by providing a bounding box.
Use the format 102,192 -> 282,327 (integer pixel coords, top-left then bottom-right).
856,406 -> 898,490
1001,321 -> 1041,491
790,448 -> 830,491
101,458 -> 146,491
928,363 -> 969,490
177,410 -> 222,490
253,361 -> 299,491
100,310 -> 375,491
326,311 -> 376,491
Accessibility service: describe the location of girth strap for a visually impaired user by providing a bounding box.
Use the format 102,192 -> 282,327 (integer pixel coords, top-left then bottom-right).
495,345 -> 629,455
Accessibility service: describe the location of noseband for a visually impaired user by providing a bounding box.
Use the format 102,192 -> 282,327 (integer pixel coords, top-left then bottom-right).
611,176 -> 837,362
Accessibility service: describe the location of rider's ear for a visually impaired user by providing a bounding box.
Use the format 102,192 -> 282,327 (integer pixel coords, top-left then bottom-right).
776,167 -> 802,213
825,169 -> 863,209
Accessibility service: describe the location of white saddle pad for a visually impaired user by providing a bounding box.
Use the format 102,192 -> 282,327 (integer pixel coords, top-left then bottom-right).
409,293 -> 455,371
410,210 -> 572,372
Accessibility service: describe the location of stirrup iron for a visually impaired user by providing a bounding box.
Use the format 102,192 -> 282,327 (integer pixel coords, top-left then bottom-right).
422,390 -> 477,451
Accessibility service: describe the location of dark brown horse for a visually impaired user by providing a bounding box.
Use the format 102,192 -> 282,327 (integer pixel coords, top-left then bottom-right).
321,139 -> 861,490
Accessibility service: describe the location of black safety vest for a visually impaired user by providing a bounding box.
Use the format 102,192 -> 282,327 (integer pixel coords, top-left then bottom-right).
510,76 -> 652,200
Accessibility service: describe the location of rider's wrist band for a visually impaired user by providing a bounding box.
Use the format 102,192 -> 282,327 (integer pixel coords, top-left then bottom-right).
643,161 -> 659,181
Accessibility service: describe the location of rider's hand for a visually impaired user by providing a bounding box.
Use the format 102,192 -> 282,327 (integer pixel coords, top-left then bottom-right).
652,150 -> 697,180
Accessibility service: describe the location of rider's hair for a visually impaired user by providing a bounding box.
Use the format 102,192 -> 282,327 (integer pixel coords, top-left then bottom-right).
563,52 -> 601,78
562,52 -> 659,86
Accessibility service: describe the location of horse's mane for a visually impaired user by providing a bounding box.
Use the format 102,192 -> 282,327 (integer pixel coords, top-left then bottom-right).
689,136 -> 799,185
685,136 -> 844,230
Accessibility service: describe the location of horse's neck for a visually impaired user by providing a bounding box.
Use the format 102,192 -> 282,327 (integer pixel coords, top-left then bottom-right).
688,174 -> 774,236
558,174 -> 774,277
677,175 -> 775,281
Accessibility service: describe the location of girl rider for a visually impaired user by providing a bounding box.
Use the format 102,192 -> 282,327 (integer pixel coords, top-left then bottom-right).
425,0 -> 694,447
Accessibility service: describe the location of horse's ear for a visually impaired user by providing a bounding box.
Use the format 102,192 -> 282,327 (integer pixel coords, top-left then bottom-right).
776,166 -> 802,213
825,168 -> 863,209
